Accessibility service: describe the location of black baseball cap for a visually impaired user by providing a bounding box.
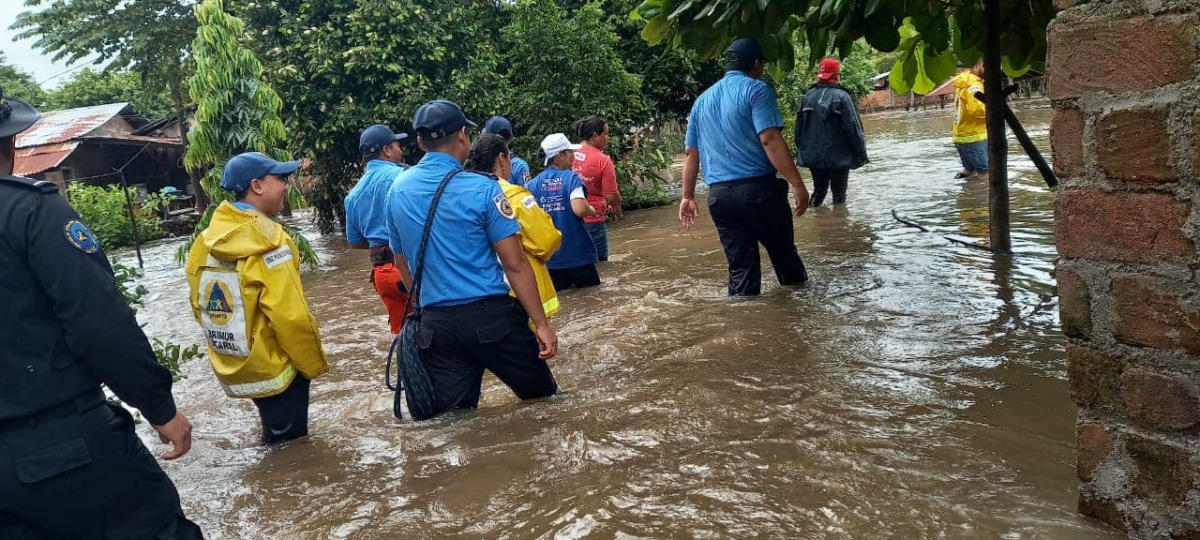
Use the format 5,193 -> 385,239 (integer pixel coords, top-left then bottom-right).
0,84 -> 41,139
413,99 -> 476,140
725,38 -> 766,66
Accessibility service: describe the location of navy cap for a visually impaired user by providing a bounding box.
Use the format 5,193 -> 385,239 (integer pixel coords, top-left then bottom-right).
0,84 -> 41,139
482,116 -> 514,138
220,152 -> 301,193
725,38 -> 766,65
359,124 -> 408,155
413,99 -> 477,140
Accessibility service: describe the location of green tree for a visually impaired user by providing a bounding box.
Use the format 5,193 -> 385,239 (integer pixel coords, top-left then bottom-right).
632,0 -> 1053,90
0,52 -> 49,109
233,0 -> 507,233
47,68 -> 174,118
14,0 -> 206,209
182,0 -> 315,268
501,0 -> 646,156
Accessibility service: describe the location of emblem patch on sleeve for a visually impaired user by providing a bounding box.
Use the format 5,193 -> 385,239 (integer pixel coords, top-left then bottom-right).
494,193 -> 516,219
63,219 -> 99,254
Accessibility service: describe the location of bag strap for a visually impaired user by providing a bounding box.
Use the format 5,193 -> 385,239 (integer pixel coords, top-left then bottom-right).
400,167 -> 462,318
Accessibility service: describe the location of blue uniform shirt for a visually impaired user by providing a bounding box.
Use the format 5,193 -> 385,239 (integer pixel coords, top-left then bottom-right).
509,155 -> 532,187
527,167 -> 597,270
385,152 -> 520,307
345,159 -> 406,247
684,70 -> 784,184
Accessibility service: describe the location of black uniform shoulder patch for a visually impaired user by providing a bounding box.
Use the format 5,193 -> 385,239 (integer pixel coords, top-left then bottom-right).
0,174 -> 59,194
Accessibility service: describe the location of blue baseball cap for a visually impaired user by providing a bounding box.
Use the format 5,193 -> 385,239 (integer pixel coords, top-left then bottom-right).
220,152 -> 301,193
482,116 -> 514,138
725,38 -> 766,66
359,124 -> 408,155
413,99 -> 476,140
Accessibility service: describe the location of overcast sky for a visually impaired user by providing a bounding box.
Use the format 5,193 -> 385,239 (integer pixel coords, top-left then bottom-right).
1,6 -> 103,90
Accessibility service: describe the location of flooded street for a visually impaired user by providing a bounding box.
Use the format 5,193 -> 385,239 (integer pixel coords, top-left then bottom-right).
123,102 -> 1121,539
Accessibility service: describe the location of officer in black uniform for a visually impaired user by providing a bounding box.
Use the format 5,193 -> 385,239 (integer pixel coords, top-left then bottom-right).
0,87 -> 204,538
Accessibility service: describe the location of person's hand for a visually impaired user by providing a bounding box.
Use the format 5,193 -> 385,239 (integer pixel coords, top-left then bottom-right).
153,412 -> 193,460
535,323 -> 558,360
792,188 -> 810,217
612,205 -> 624,220
679,197 -> 699,229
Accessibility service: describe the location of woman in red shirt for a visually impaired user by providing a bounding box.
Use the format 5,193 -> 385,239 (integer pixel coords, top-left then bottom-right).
571,116 -> 622,262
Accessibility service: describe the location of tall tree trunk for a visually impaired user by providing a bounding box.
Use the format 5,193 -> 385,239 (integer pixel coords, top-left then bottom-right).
170,68 -> 208,213
983,0 -> 1010,252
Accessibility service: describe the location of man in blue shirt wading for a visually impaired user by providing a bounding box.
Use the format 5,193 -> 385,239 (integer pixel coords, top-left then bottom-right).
345,124 -> 411,334
482,116 -> 532,186
385,100 -> 559,416
680,38 -> 811,296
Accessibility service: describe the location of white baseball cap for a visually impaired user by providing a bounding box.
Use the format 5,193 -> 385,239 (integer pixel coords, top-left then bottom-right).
540,133 -> 582,166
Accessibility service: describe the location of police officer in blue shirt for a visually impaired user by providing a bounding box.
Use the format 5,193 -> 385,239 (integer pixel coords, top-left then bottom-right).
385,100 -> 558,416
680,38 -> 811,296
0,86 -> 203,538
482,116 -> 532,186
346,124 -> 411,334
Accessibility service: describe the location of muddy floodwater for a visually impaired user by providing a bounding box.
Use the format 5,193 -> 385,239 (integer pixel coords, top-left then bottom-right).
123,102 -> 1122,539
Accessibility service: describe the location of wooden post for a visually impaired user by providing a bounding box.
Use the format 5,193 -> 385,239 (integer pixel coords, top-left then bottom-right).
117,169 -> 145,269
982,0 -> 1011,252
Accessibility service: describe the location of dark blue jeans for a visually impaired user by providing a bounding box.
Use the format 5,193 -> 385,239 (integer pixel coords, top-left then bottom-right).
955,140 -> 989,172
585,221 -> 609,262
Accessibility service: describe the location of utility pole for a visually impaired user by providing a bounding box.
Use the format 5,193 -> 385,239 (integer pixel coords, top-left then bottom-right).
982,0 -> 1011,252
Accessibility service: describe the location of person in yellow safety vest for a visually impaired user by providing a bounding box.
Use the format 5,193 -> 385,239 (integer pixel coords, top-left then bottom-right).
465,133 -> 562,318
185,152 -> 329,445
952,60 -> 989,181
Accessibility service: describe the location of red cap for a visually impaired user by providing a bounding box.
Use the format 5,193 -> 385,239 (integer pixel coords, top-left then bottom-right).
817,58 -> 842,81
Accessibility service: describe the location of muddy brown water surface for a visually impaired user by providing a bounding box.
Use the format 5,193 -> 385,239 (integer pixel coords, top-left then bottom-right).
124,102 -> 1122,539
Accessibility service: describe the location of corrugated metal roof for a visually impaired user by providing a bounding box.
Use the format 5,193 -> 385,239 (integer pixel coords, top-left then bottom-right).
13,142 -> 79,176
927,78 -> 956,97
80,133 -> 182,145
14,103 -> 131,148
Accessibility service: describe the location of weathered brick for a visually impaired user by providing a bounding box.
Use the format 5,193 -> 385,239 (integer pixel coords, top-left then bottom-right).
1113,275 -> 1200,355
1048,14 -> 1199,99
1193,113 -> 1200,176
1077,422 -> 1114,482
1097,108 -> 1175,184
1057,269 -> 1092,339
1121,367 -> 1200,431
1068,344 -> 1126,409
1055,190 -> 1191,264
1052,107 -> 1085,177
1079,490 -> 1128,532
1126,434 -> 1195,506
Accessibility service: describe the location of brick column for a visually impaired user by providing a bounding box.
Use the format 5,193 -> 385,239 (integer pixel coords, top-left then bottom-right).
1048,0 -> 1200,536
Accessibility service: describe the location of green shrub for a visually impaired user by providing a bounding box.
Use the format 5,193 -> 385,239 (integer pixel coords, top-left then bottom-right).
614,125 -> 680,211
67,183 -> 170,252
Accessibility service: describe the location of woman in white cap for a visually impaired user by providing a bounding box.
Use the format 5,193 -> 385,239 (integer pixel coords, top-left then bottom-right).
526,133 -> 600,290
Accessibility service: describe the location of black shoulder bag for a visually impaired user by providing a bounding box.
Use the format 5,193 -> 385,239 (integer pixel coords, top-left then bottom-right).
386,168 -> 461,421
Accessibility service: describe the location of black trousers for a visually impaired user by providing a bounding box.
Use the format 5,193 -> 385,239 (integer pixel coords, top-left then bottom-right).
251,375 -> 311,445
418,296 -> 557,414
707,176 -> 809,296
809,168 -> 850,207
0,400 -> 204,540
548,263 -> 601,291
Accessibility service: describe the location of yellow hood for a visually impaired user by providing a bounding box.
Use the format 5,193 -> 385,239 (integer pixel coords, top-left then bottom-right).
204,202 -> 285,262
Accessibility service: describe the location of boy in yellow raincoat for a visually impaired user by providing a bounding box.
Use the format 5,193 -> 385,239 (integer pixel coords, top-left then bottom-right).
185,152 -> 329,445
952,61 -> 988,180
466,133 -> 562,318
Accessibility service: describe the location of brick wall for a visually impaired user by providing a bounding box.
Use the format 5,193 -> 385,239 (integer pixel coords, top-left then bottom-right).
1049,0 -> 1200,536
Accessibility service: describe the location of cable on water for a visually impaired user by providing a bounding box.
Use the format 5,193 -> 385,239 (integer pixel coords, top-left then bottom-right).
890,208 -> 1013,255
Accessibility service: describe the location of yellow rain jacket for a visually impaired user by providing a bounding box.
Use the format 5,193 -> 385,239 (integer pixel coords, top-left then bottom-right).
185,201 -> 328,399
952,70 -> 988,144
500,179 -> 562,317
